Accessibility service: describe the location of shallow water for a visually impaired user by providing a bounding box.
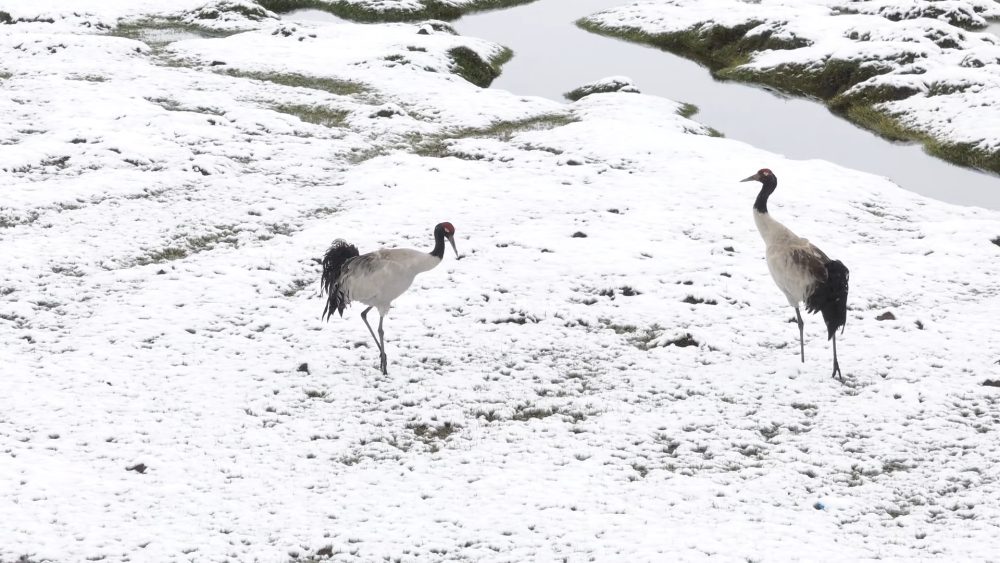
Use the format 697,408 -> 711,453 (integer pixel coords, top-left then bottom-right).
285,4 -> 1000,210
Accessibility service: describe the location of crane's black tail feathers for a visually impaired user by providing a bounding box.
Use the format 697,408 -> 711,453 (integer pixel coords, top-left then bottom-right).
806,260 -> 850,340
320,239 -> 360,321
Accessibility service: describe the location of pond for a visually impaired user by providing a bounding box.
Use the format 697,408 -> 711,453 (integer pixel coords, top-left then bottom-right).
284,3 -> 1000,210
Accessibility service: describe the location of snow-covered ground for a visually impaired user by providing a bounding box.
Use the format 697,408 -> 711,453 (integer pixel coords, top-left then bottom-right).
581,0 -> 1000,165
3,2 -> 1000,562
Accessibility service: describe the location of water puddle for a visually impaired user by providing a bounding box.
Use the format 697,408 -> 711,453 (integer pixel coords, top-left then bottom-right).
282,9 -> 345,23
286,4 -> 1000,210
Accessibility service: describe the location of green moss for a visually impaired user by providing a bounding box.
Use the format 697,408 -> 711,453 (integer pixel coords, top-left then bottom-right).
259,0 -> 536,23
676,102 -> 699,119
829,83 -> 921,111
108,20 -> 235,45
578,17 -> 1000,173
672,102 -> 724,137
577,19 -> 807,72
410,113 -> 578,158
448,45 -> 512,88
719,58 -> 890,100
137,246 -> 188,265
223,69 -> 367,96
843,105 -> 1000,173
273,104 -> 350,127
194,3 -> 272,20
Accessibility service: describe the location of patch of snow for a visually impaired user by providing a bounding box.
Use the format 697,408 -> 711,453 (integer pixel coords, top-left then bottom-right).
2,2 -> 1000,562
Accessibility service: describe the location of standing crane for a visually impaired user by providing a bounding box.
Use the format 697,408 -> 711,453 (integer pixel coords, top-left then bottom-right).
741,169 -> 849,380
321,222 -> 458,375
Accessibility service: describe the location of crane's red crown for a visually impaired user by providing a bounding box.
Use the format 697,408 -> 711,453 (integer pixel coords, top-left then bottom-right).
758,168 -> 773,176
441,222 -> 455,235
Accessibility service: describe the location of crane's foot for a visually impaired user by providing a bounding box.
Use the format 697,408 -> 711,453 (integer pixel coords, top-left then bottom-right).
831,360 -> 843,382
380,353 -> 388,376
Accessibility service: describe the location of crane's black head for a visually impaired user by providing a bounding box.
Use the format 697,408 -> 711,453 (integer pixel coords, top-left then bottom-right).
741,168 -> 777,214
432,222 -> 459,260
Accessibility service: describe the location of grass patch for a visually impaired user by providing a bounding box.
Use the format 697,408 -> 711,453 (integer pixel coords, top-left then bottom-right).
410,113 -> 577,157
448,45 -> 512,88
224,69 -> 367,97
138,246 -> 188,265
137,226 -> 242,265
682,295 -> 717,305
261,0 -> 536,22
108,20 -> 235,45
576,19 -> 808,73
273,104 -> 350,127
677,102 -> 699,119
600,320 -> 663,350
843,105 -> 1000,172
675,102 -> 724,137
664,333 -> 699,348
0,209 -> 41,229
408,421 -> 459,442
577,18 -> 1000,173
512,404 -> 559,421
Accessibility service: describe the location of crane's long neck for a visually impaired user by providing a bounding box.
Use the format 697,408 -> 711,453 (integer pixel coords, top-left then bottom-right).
753,176 -> 787,245
753,176 -> 777,215
429,225 -> 446,260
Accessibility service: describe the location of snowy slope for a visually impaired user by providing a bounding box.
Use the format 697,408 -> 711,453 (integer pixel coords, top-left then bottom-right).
581,0 -> 1000,163
3,3 -> 1000,562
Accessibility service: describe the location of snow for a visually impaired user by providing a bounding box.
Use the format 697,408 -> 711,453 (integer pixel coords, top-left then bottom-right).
581,0 -> 1000,154
2,2 -> 1000,562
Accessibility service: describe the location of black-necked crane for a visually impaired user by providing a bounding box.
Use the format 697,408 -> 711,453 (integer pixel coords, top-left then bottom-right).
320,222 -> 458,375
741,169 -> 850,380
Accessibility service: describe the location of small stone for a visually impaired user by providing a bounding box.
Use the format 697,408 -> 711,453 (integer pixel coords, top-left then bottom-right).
297,363 -> 310,374
876,312 -> 896,321
572,232 -> 587,238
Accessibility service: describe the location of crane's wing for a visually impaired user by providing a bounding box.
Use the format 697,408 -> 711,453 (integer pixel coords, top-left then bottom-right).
767,239 -> 831,303
789,239 -> 830,282
336,252 -> 387,304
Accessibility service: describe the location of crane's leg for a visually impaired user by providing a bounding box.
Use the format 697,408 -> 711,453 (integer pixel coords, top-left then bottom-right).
360,307 -> 383,357
377,314 -> 387,375
794,308 -> 805,363
831,334 -> 843,381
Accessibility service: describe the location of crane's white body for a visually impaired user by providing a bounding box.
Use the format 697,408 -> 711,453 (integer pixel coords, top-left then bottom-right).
754,210 -> 830,309
338,248 -> 443,316
322,223 -> 457,376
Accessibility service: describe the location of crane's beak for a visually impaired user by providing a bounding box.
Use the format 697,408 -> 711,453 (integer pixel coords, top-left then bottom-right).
741,173 -> 760,183
446,233 -> 459,259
